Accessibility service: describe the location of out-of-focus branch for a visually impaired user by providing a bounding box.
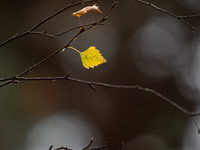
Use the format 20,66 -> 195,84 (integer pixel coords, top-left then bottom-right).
48,138 -> 125,150
48,138 -> 108,150
0,0 -> 96,47
177,14 -> 200,19
134,0 -> 200,31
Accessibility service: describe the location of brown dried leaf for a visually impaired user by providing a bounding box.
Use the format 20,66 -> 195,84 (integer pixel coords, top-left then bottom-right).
72,4 -> 102,17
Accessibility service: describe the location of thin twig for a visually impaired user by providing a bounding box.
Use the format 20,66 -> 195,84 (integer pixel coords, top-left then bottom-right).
49,145 -> 53,150
0,28 -> 83,87
53,22 -> 104,37
17,30 -> 82,77
2,75 -> 199,118
4,74 -> 200,132
28,22 -> 104,38
0,80 -> 13,88
48,139 -> 107,150
83,138 -> 94,150
54,146 -> 68,150
87,142 -> 107,150
1,74 -> 200,115
85,1 -> 118,31
0,1 -> 117,88
0,77 -> 13,82
10,76 -> 139,89
177,14 -> 200,19
134,0 -> 199,31
2,0 -> 200,136
190,117 -> 200,133
0,0 -> 96,47
136,86 -> 191,115
28,31 -> 55,38
20,1 -> 116,75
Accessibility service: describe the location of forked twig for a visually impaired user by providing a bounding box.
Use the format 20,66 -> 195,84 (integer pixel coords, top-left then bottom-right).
0,1 -> 118,88
134,0 -> 200,31
2,74 -> 200,132
1,0 -> 200,136
0,0 -> 96,47
49,139 -> 107,150
28,18 -> 104,38
83,138 -> 94,150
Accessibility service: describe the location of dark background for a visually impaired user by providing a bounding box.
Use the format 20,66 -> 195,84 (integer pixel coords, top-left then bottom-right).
0,0 -> 200,150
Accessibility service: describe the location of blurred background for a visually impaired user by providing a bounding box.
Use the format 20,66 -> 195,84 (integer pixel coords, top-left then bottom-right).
0,0 -> 200,150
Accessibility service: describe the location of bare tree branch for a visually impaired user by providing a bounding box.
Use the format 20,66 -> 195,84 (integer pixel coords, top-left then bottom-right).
190,117 -> 200,133
53,22 -> 104,37
0,74 -> 199,117
177,14 -> 200,19
2,74 -> 200,131
0,0 -> 96,47
1,0 -> 200,140
28,22 -> 104,38
83,138 -> 94,150
49,139 -> 108,150
134,0 -> 200,31
0,1 -> 118,88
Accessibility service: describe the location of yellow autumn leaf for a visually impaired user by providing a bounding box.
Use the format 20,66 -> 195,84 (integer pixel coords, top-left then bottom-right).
80,46 -> 107,69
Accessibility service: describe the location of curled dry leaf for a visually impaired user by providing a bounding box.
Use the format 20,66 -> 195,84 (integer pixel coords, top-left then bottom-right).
72,4 -> 102,17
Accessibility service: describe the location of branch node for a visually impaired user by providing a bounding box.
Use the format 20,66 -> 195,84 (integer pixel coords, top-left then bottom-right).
12,76 -> 19,83
80,27 -> 86,33
14,31 -> 21,37
96,141 -> 107,149
49,145 -> 53,150
65,73 -> 71,79
83,138 -> 94,149
88,83 -> 97,90
112,1 -> 119,8
69,0 -> 76,6
102,16 -> 108,22
12,80 -> 19,83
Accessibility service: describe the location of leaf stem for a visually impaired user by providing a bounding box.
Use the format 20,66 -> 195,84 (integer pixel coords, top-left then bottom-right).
67,46 -> 81,53
78,16 -> 82,30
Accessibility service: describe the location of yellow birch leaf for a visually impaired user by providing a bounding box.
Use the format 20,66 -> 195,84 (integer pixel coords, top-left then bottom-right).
80,46 -> 107,69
